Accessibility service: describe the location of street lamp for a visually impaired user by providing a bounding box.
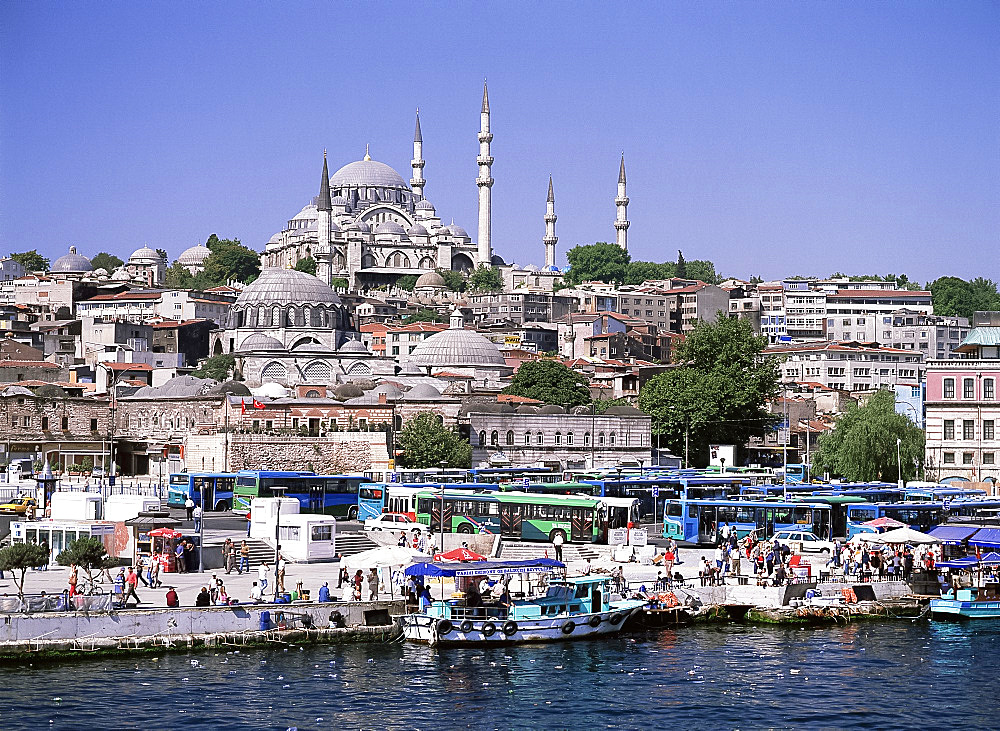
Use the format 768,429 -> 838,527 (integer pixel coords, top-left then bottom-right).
896,438 -> 903,490
198,479 -> 205,573
272,485 -> 287,600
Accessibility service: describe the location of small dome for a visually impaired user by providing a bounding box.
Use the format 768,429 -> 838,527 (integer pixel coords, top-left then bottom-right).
403,383 -> 442,400
178,245 -> 211,266
253,382 -> 288,400
267,232 -> 282,244
398,361 -> 424,375
414,271 -> 446,289
1,386 -> 35,397
208,380 -> 251,397
92,267 -> 109,277
292,205 -> 318,221
330,158 -> 409,189
375,220 -> 407,236
330,195 -> 348,206
538,405 -> 566,414
334,382 -> 365,400
51,246 -> 93,273
338,338 -> 370,355
111,268 -> 131,281
410,321 -> 506,368
352,377 -> 376,391
525,264 -> 539,272
238,332 -> 285,352
34,384 -> 67,398
291,340 -> 329,353
415,200 -> 435,210
371,382 -> 403,399
516,405 -> 539,414
448,224 -> 470,239
407,224 -> 428,237
128,246 -> 161,264
604,405 -> 642,415
234,268 -> 342,308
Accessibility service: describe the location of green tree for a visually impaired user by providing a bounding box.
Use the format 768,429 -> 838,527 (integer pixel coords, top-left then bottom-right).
565,242 -> 631,286
639,314 -> 779,466
398,412 -> 472,468
685,259 -> 720,284
164,260 -> 193,288
10,250 -> 49,272
56,537 -> 116,583
501,360 -> 591,407
624,261 -> 675,285
155,248 -> 168,262
675,250 -> 687,278
330,277 -> 348,290
91,252 -> 124,271
592,397 -> 631,414
0,543 -> 50,600
468,264 -> 503,292
929,276 -> 1000,320
192,353 -> 236,381
294,257 -> 317,275
395,274 -> 418,291
402,309 -> 445,325
201,234 -> 261,285
440,269 -> 466,292
811,390 -> 924,482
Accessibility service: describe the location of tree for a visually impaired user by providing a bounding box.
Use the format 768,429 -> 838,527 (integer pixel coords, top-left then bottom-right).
564,242 -> 631,286
592,397 -> 631,414
929,276 -> 1000,320
675,250 -> 687,278
201,234 -> 261,284
395,274 -> 418,291
440,269 -> 466,292
294,257 -> 317,275
501,360 -> 591,407
192,353 -> 236,381
0,543 -> 50,600
330,277 -> 349,290
402,309 -> 445,324
398,412 -> 471,468
468,264 -> 503,292
685,259 -> 720,284
624,261 -> 674,285
91,252 -> 124,271
56,537 -> 116,583
10,250 -> 49,272
811,390 -> 924,482
164,260 -> 193,288
639,314 -> 780,466
156,248 -> 168,262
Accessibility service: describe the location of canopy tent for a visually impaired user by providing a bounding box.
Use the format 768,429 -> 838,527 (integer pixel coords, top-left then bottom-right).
871,527 -> 940,545
969,528 -> 1000,549
938,551 -> 1000,570
432,547 -> 487,562
405,558 -> 563,578
862,517 -> 907,529
979,551 -> 1000,565
147,528 -> 184,539
928,525 -> 981,546
345,546 -> 429,570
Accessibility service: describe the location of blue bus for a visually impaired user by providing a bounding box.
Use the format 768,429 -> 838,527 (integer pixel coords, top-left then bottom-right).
663,498 -> 832,545
903,486 -> 988,502
167,472 -> 238,511
847,499 -> 1000,538
232,470 -> 367,518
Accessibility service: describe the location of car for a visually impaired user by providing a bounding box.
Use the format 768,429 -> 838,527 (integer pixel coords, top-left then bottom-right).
0,496 -> 38,515
364,512 -> 424,534
770,530 -> 836,555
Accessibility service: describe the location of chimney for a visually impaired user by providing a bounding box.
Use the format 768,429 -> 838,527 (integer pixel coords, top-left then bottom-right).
378,393 -> 387,405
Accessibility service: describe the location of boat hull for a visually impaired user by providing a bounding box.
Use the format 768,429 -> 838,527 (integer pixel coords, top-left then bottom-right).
399,607 -> 641,645
930,598 -> 1000,620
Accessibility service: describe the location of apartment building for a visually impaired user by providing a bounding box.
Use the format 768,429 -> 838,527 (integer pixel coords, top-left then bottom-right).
77,289 -> 235,325
467,291 -> 575,326
768,340 -> 924,393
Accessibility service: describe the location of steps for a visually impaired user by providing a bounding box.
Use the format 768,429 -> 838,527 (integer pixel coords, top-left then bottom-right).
498,540 -> 611,562
334,531 -> 379,557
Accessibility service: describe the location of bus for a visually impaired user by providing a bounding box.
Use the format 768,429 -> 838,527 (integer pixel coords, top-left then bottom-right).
663,498 -> 832,545
415,490 -> 607,544
167,472 -> 237,511
790,494 -> 868,539
904,486 -> 988,502
358,483 -> 435,522
468,467 -> 562,484
846,502 -> 947,538
232,470 -> 368,518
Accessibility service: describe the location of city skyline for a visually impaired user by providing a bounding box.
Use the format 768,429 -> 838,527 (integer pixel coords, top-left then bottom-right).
2,2 -> 997,283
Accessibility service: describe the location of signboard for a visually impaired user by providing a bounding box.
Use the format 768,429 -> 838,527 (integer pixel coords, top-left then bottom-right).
504,335 -> 522,347
651,486 -> 660,498
521,477 -> 530,487
389,473 -> 399,483
608,528 -> 628,546
709,444 -> 736,468
629,528 -> 648,547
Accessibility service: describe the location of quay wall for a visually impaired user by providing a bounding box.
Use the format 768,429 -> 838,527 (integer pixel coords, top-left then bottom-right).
679,581 -> 911,608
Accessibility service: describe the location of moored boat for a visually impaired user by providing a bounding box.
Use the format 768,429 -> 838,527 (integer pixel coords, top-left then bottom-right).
930,584 -> 1000,620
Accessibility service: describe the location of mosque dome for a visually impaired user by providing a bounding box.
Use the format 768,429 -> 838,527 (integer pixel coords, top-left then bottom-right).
415,200 -> 435,211
292,205 -> 318,221
128,246 -> 161,264
448,224 -> 470,239
410,312 -> 507,368
110,268 -> 131,281
403,383 -> 443,400
414,271 -> 446,289
330,158 -> 409,189
334,382 -> 365,400
234,268 -> 342,308
51,246 -> 93,273
92,268 -> 109,277
254,382 -> 289,400
238,332 -> 285,352
374,221 -> 407,237
407,224 -> 429,237
178,244 -> 212,267
338,338 -> 370,355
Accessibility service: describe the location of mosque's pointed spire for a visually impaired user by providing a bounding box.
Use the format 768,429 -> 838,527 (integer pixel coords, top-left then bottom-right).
618,153 -> 627,184
317,149 -> 332,211
364,144 -> 372,161
547,175 -> 554,203
414,108 -> 423,143
481,80 -> 490,114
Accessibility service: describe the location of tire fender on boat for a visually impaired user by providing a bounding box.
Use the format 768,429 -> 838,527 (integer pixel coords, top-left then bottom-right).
502,621 -> 518,636
609,612 -> 625,625
588,614 -> 602,628
561,620 -> 576,635
459,620 -> 474,634
482,621 -> 497,637
436,619 -> 453,636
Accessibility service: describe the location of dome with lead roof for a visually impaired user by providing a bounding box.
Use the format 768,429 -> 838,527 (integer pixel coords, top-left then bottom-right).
239,332 -> 285,352
234,268 -> 342,308
338,338 -> 370,355
330,158 -> 409,189
414,271 -> 446,289
407,224 -> 429,237
51,246 -> 93,273
448,224 -> 470,239
178,244 -> 211,267
410,316 -> 507,368
128,246 -> 161,264
375,221 -> 407,236
415,200 -> 435,210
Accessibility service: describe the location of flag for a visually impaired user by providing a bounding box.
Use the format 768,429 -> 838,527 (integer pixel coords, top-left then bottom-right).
240,399 -> 246,415
253,399 -> 265,409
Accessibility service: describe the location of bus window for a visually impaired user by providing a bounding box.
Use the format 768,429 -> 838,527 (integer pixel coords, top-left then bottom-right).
668,504 -> 682,517
359,487 -> 383,501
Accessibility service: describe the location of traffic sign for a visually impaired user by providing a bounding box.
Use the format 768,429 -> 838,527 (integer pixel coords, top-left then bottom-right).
651,486 -> 660,498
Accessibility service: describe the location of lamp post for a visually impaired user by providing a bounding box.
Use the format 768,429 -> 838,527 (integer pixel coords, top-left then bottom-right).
198,479 -> 205,573
439,458 -> 448,555
896,437 -> 903,490
272,485 -> 287,600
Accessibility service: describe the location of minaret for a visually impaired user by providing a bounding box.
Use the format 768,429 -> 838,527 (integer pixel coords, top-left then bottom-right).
315,150 -> 334,285
476,81 -> 494,265
614,153 -> 630,251
543,176 -> 558,269
410,108 -> 426,198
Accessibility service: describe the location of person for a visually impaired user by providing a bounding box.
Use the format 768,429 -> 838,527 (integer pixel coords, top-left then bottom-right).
209,575 -> 220,603
465,578 -> 483,611
165,587 -> 179,608
498,585 -> 513,616
193,504 -> 203,534
136,555 -> 149,587
239,541 -> 249,574
68,564 -> 78,598
276,555 -> 287,593
124,566 -> 141,606
250,582 -> 263,603
223,538 -> 235,575
257,563 -> 269,593
352,570 -> 364,601
184,496 -> 195,522
338,565 -> 349,589
417,532 -> 427,554
216,585 -> 229,605
397,532 -> 407,548
318,582 -> 331,602
367,569 -> 378,601
175,541 -> 186,574
552,531 -> 564,561
611,565 -> 624,593
419,584 -> 433,612
732,548 -> 742,577
664,547 -> 675,577
150,557 -> 161,588
195,586 -> 211,607
773,563 -> 787,587
185,541 -> 196,573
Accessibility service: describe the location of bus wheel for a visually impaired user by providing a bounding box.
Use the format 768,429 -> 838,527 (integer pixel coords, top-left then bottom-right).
348,507 -> 358,520
215,501 -> 230,512
458,524 -> 473,534
549,529 -> 567,544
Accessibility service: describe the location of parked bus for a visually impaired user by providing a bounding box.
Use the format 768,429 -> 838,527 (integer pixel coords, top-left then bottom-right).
232,470 -> 367,518
663,498 -> 832,545
167,472 -> 237,511
415,490 -> 607,544
847,499 -> 1000,538
358,483 -> 436,522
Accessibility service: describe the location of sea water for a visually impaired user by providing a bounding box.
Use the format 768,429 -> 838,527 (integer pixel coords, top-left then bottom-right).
1,621 -> 995,730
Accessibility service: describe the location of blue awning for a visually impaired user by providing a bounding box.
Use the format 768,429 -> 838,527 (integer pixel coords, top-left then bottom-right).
929,525 -> 981,545
970,528 -> 1000,548
938,555 -> 981,569
404,558 -> 563,578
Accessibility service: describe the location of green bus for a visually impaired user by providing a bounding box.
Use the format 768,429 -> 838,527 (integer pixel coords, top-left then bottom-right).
414,490 -> 607,544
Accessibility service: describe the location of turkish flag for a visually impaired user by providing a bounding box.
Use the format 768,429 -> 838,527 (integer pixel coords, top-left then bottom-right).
240,400 -> 246,414
253,399 -> 266,409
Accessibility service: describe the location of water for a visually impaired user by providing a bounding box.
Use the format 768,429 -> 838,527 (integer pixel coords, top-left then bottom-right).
1,622 -> 996,730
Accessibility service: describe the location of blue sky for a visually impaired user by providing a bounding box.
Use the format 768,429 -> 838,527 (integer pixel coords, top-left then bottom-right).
2,2 -> 997,283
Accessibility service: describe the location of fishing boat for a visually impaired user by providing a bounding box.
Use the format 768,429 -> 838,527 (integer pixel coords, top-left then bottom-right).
930,551 -> 1000,619
398,558 -> 647,645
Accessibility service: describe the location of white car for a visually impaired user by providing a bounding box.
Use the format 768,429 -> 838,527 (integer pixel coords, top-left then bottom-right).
770,530 -> 836,555
364,512 -> 424,534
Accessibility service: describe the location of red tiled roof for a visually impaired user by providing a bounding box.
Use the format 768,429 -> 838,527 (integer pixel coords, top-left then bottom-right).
83,292 -> 162,302
828,290 -> 931,298
497,394 -> 543,405
0,360 -> 59,368
360,323 -> 388,333
388,322 -> 448,333
434,371 -> 473,379
100,362 -> 153,371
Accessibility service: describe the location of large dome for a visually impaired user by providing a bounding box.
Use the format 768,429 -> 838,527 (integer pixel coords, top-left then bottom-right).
234,268 -> 342,307
178,244 -> 211,266
51,246 -> 93,273
128,246 -> 161,264
330,158 -> 409,189
410,322 -> 507,368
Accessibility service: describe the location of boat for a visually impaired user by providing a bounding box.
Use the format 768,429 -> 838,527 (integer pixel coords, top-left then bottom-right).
930,551 -> 1000,619
398,558 -> 647,645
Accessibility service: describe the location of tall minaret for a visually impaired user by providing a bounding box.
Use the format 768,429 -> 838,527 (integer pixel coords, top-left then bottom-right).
614,153 -> 630,251
410,108 -> 426,198
543,176 -> 558,269
315,150 -> 334,285
476,81 -> 494,265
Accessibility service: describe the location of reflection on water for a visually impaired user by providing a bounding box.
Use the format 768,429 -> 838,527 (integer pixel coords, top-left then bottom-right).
1,622 -> 996,730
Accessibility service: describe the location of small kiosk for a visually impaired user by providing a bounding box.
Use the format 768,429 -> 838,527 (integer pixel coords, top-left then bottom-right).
147,527 -> 185,573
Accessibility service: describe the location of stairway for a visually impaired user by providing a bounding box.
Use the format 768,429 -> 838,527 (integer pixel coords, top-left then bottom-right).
334,531 -> 380,557
498,540 -> 610,562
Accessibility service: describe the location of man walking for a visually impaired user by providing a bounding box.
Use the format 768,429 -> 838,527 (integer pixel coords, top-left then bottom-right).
552,531 -> 564,562
276,554 -> 286,593
223,538 -> 235,575
184,496 -> 195,522
238,540 -> 250,574
175,541 -> 186,573
193,503 -> 203,534
257,563 -> 269,593
123,566 -> 141,606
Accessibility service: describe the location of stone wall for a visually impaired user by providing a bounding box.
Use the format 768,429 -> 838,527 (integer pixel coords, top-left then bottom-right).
223,433 -> 390,473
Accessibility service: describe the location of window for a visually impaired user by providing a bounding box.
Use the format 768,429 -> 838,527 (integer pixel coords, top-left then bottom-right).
598,432 -> 605,446
963,452 -> 974,465
491,430 -> 499,446
964,378 -> 975,399
964,420 -> 975,440
505,430 -> 514,446
554,432 -> 561,445
90,418 -> 98,431
986,379 -> 995,400
944,420 -> 954,440
311,525 -> 333,541
986,421 -> 995,441
984,453 -> 995,465
584,432 -> 591,447
567,432 -> 574,445
478,430 -> 486,446
536,432 -> 543,445
41,417 -> 48,430
943,452 -> 955,464
943,378 -> 955,399
278,526 -> 301,541
609,432 -> 616,446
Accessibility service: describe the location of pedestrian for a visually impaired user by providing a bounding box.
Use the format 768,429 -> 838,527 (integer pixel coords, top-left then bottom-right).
174,541 -> 186,574
113,568 -> 126,607
185,541 -> 197,573
165,586 -> 179,607
276,554 -> 287,593
669,537 -> 682,565
136,555 -> 150,587
209,574 -> 220,603
352,570 -> 364,601
223,538 -> 235,575
150,557 -> 161,588
250,582 -> 263,603
397,532 -> 407,548
337,562 -> 348,589
419,584 -> 433,612
193,504 -> 203,533
195,586 -> 211,607
239,540 -> 250,574
217,585 -> 229,605
257,563 -> 269,593
318,582 -> 331,602
123,566 -> 141,606
367,568 -> 378,601
664,547 -> 675,577
552,531 -> 564,562
68,564 -> 78,598
732,548 -> 742,577
184,496 -> 195,522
